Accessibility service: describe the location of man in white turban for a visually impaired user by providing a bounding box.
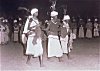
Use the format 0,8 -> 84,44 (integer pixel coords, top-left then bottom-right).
61,15 -> 71,59
23,8 -> 43,67
46,11 -> 63,61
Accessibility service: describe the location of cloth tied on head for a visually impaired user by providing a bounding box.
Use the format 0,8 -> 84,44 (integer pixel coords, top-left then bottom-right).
88,19 -> 91,21
14,20 -> 17,23
51,11 -> 58,17
63,15 -> 70,20
31,8 -> 38,15
95,18 -> 98,21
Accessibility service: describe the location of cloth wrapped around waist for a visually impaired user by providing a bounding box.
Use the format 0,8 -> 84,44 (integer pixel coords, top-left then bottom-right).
48,35 -> 59,39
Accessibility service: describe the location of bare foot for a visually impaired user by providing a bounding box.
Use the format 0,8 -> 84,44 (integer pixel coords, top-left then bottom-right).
40,64 -> 44,67
58,58 -> 63,62
26,61 -> 31,65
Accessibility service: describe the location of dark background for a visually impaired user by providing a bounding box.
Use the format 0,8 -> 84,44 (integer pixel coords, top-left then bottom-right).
0,0 -> 100,20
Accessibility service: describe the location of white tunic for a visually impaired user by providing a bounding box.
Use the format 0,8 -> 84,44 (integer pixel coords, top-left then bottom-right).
79,26 -> 84,38
4,25 -> 9,43
14,26 -> 19,42
0,25 -> 5,44
25,18 -> 43,57
86,29 -> 92,38
86,22 -> 92,38
22,16 -> 32,44
94,23 -> 99,37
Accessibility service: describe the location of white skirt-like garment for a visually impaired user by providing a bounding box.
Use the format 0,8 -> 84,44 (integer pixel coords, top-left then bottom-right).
94,28 -> 99,37
0,32 -> 1,44
1,31 -> 5,44
73,29 -> 77,35
79,28 -> 84,38
48,35 -> 63,57
22,34 -> 27,44
4,32 -> 9,42
61,35 -> 70,53
14,31 -> 18,41
26,36 -> 43,57
86,29 -> 92,38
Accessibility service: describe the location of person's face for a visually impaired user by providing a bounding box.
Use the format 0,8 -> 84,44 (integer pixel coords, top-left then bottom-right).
52,16 -> 57,20
33,12 -> 38,17
64,19 -> 69,23
73,19 -> 76,22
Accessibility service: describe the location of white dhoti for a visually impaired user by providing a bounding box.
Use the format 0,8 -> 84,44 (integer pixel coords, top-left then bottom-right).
79,27 -> 84,38
48,35 -> 63,57
14,31 -> 18,41
1,31 -> 5,44
0,32 -> 1,44
26,36 -> 43,57
70,29 -> 77,39
86,29 -> 92,38
61,35 -> 70,54
94,28 -> 99,37
73,29 -> 77,36
4,32 -> 9,43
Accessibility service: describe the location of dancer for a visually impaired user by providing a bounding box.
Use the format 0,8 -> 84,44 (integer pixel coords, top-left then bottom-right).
24,8 -> 43,67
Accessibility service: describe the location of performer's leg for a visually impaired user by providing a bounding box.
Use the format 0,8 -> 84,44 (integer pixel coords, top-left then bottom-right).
66,53 -> 70,59
21,43 -> 26,56
46,38 -> 49,59
58,57 -> 63,62
39,55 -> 43,67
26,55 -> 31,64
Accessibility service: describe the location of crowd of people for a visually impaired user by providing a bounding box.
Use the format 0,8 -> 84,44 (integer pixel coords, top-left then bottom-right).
0,17 -> 24,45
0,8 -> 100,67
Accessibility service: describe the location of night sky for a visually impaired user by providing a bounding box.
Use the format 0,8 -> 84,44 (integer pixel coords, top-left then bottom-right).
0,0 -> 100,19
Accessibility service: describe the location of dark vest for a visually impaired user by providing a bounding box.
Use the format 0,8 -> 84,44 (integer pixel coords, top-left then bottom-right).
61,26 -> 69,38
48,19 -> 61,36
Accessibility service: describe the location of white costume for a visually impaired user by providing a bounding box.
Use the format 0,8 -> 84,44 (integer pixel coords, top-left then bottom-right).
25,18 -> 43,57
4,24 -> 9,43
0,25 -> 5,44
79,25 -> 84,38
25,8 -> 43,57
94,22 -> 99,37
14,26 -> 19,42
60,15 -> 71,54
48,11 -> 63,57
86,21 -> 92,38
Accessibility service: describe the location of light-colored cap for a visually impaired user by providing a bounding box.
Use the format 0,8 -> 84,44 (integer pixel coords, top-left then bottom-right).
3,20 -> 5,22
94,18 -> 98,21
88,19 -> 91,21
63,15 -> 70,20
51,11 -> 58,17
19,18 -> 22,21
14,20 -> 17,23
5,19 -> 8,22
31,8 -> 38,15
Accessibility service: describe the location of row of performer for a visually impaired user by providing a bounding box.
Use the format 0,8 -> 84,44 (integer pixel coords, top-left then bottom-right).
21,8 -> 99,67
0,17 -> 100,45
0,8 -> 100,67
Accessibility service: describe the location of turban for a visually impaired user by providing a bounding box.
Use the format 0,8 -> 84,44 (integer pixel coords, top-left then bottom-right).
51,11 -> 58,17
19,18 -> 22,21
95,18 -> 98,21
31,8 -> 38,15
14,20 -> 17,23
63,15 -> 70,20
88,19 -> 91,21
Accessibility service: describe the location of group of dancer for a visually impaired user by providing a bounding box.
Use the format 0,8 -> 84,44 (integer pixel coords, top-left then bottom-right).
22,8 -> 74,67
0,7 -> 99,67
0,19 -> 9,45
